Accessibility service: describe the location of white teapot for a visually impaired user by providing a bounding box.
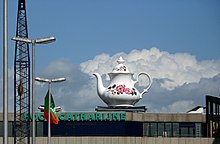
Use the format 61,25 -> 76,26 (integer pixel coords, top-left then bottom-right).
93,57 -> 152,107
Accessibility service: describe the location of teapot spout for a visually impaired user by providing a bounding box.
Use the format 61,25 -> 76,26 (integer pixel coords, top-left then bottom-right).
93,73 -> 106,97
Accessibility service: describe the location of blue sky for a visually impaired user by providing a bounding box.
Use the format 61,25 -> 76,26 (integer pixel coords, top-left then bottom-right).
1,0 -> 220,112
36,0 -> 220,64
1,0 -> 220,65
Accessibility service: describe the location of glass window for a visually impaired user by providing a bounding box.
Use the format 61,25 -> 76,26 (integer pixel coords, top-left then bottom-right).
213,103 -> 216,114
143,122 -> 204,137
189,127 -> 195,137
195,123 -> 202,137
8,122 -> 13,137
179,123 -> 196,137
0,122 -> 13,137
151,123 -> 157,137
36,122 -> 44,136
208,101 -> 210,114
173,123 -> 179,137
180,127 -> 188,137
158,123 -> 164,136
143,123 -> 158,137
143,123 -> 151,136
0,122 -> 3,137
165,123 -> 172,137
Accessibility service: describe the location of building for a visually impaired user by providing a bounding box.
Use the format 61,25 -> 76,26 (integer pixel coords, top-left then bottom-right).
206,95 -> 220,138
0,95 -> 220,144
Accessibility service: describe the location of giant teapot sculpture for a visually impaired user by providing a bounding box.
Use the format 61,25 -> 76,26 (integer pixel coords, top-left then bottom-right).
93,57 -> 152,107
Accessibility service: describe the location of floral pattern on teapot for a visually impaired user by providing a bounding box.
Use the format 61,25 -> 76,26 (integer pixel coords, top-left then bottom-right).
107,84 -> 137,96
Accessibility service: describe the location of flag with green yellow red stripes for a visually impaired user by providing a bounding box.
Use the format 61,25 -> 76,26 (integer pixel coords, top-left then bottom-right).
44,90 -> 58,124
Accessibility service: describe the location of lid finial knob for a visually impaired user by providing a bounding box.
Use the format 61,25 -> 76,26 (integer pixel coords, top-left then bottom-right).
117,56 -> 125,64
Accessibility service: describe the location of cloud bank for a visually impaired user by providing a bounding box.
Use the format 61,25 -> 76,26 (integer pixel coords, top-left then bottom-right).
80,48 -> 220,90
1,48 -> 220,113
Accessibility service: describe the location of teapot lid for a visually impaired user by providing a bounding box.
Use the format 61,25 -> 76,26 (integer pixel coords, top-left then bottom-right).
111,57 -> 131,74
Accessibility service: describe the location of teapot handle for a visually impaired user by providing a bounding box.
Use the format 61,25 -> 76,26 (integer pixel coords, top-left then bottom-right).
134,72 -> 152,97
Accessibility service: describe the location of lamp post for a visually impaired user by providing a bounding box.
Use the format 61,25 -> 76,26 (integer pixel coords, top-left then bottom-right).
11,36 -> 56,144
3,0 -> 8,143
35,77 -> 65,144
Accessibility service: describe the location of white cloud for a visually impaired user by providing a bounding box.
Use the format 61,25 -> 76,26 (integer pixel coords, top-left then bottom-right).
24,48 -> 220,113
39,58 -> 75,79
80,48 -> 220,90
159,100 -> 194,113
1,48 -> 220,113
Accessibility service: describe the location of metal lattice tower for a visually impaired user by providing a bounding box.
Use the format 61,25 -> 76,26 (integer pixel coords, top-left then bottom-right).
14,0 -> 31,143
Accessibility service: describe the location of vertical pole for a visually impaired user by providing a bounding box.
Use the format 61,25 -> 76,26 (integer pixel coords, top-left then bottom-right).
3,0 -> 8,143
48,82 -> 51,144
32,41 -> 36,144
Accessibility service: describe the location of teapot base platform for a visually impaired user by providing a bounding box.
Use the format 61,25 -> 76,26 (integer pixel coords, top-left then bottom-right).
95,106 -> 147,112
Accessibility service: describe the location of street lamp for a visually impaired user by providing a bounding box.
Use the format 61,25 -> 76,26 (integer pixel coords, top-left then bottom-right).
3,0 -> 8,143
35,77 -> 65,144
11,36 -> 56,144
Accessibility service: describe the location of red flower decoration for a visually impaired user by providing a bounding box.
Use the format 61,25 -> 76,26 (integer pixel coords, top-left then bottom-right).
116,85 -> 125,93
124,88 -> 133,95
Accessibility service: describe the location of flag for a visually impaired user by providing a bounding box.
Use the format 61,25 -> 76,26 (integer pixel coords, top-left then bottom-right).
44,90 -> 59,124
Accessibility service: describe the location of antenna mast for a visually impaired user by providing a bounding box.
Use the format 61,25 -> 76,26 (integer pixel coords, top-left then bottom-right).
14,0 -> 31,143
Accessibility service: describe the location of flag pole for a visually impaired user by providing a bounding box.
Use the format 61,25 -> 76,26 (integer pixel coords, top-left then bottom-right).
35,77 -> 66,144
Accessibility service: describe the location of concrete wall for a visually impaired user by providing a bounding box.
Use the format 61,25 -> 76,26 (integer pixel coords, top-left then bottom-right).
126,112 -> 206,122
0,137 -> 219,144
1,112 -> 206,123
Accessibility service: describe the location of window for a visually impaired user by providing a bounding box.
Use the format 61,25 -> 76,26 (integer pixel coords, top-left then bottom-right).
172,123 -> 179,137
179,123 -> 195,137
165,123 -> 172,137
158,123 -> 164,136
36,122 -> 44,136
0,122 -> 13,137
180,127 -> 188,137
195,123 -> 202,137
150,123 -> 157,137
0,122 -> 3,136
